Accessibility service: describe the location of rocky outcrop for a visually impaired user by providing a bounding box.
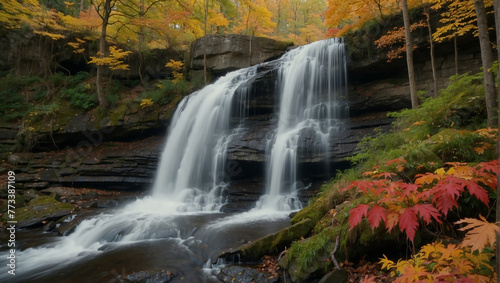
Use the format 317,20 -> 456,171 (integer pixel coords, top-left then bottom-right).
189,35 -> 292,79
6,136 -> 163,191
15,95 -> 182,152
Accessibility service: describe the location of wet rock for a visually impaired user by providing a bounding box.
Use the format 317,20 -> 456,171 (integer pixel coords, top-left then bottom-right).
219,218 -> 315,262
14,196 -> 74,228
22,189 -> 42,201
42,221 -> 57,232
216,266 -> 278,283
41,187 -> 79,196
124,270 -> 175,283
80,200 -> 98,209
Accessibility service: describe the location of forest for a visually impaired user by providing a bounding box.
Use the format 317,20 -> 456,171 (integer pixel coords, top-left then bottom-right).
1,0 -> 500,282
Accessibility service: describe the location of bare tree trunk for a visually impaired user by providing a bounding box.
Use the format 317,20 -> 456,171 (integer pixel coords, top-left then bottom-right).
96,0 -> 112,109
492,0 -> 500,280
203,0 -> 208,85
454,36 -> 458,74
424,9 -> 438,98
402,0 -> 418,108
80,0 -> 85,15
138,0 -> 145,86
473,0 -> 497,127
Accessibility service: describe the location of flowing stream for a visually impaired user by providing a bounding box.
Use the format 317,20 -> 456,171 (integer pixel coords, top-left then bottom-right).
1,38 -> 347,282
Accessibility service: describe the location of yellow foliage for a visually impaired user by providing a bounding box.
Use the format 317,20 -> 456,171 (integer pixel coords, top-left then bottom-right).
165,60 -> 183,71
140,99 -> 154,109
430,0 -> 493,42
88,46 -> 132,71
381,240 -> 496,282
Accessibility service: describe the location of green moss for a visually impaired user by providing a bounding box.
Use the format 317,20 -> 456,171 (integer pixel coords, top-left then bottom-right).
234,218 -> 315,261
109,103 -> 128,125
7,196 -> 75,228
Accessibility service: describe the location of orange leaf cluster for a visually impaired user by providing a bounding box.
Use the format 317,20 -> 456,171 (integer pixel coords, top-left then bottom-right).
342,160 -> 498,243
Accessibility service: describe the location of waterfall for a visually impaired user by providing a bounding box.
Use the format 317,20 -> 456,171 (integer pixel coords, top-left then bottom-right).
258,38 -> 348,211
0,39 -> 349,282
151,67 -> 256,212
152,38 -> 347,212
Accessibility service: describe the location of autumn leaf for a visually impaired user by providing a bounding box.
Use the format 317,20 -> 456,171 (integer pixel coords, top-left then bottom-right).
367,205 -> 388,231
348,204 -> 370,229
455,215 -> 499,252
399,208 -> 419,242
412,204 -> 442,225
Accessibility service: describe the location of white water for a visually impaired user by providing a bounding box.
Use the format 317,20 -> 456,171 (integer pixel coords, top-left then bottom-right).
258,38 -> 348,210
2,39 -> 348,281
152,67 -> 257,212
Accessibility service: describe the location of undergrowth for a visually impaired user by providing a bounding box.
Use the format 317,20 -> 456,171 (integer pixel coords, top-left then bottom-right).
282,70 -> 498,281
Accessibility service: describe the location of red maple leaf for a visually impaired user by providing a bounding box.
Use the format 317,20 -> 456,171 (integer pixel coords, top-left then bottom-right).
367,205 -> 388,230
463,180 -> 490,206
348,204 -> 370,229
412,204 -> 442,224
399,208 -> 419,242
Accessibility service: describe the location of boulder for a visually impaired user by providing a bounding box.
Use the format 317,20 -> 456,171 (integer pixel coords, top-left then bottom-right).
13,196 -> 74,228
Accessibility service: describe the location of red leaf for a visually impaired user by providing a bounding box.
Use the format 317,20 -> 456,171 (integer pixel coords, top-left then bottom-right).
348,204 -> 370,229
432,177 -> 463,216
367,205 -> 388,230
399,208 -> 419,242
463,180 -> 490,206
412,204 -> 442,224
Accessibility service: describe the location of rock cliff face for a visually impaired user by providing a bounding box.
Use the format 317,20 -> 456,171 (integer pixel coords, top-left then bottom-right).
189,35 -> 292,79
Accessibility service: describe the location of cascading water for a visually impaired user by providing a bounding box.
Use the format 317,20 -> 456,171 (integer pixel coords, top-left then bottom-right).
1,38 -> 348,282
258,38 -> 348,211
152,67 -> 256,211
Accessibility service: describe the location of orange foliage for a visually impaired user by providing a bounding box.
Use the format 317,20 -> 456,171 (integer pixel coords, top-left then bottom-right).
342,160 -> 498,243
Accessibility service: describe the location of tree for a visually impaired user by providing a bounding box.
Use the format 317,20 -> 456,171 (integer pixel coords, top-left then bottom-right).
402,0 -> 419,108
423,7 -> 438,97
431,0 -> 478,74
473,0 -> 496,127
233,0 -> 275,65
92,0 -> 117,109
325,0 -> 400,35
493,0 -> 500,279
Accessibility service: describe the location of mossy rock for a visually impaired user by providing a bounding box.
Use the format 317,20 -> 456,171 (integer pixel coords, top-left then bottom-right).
219,218 -> 315,262
280,228 -> 337,282
7,195 -> 74,228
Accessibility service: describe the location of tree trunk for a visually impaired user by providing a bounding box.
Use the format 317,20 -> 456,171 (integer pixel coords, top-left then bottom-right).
80,0 -> 85,15
96,0 -> 112,109
454,36 -> 458,74
473,0 -> 497,127
424,9 -> 438,98
492,0 -> 500,279
138,0 -> 145,86
203,0 -> 208,85
402,0 -> 418,108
